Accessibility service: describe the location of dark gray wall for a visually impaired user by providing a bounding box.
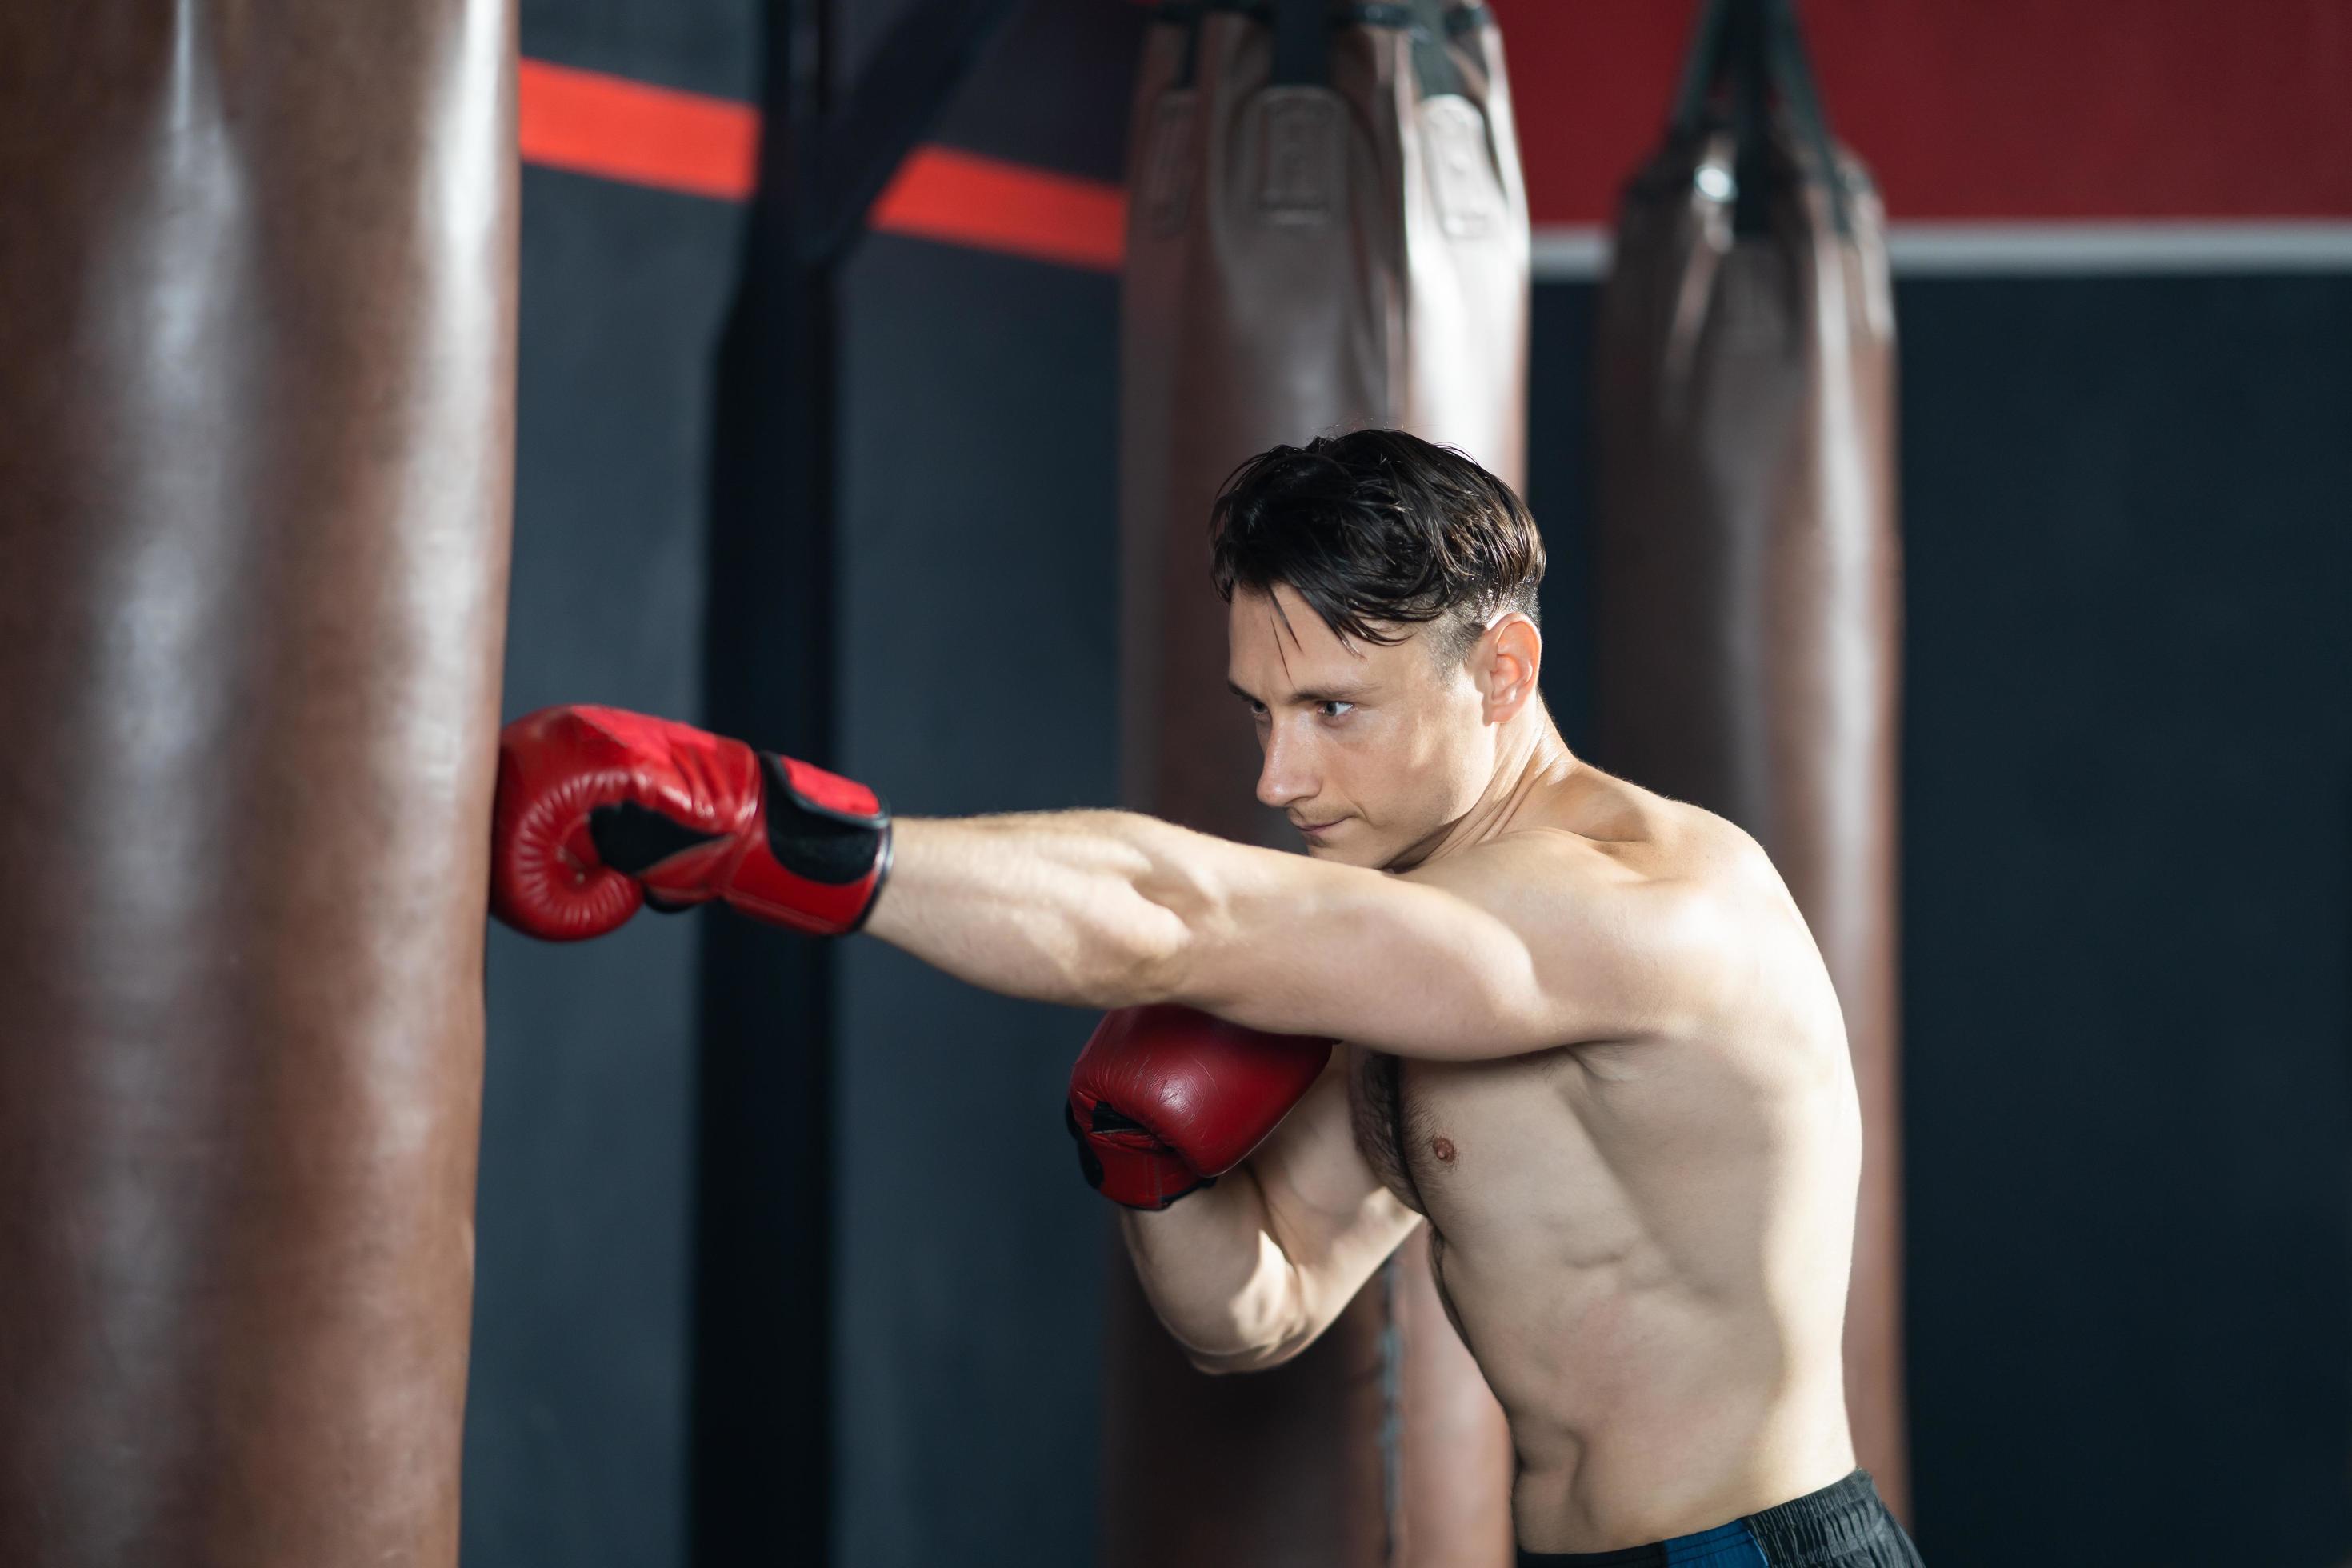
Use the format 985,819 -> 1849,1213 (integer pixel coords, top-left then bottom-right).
834,232 -> 1125,1565
470,162 -> 741,1568
1894,275 -> 2352,1566
467,4 -> 754,1562
826,9 -> 1141,1562
1526,284 -> 1599,754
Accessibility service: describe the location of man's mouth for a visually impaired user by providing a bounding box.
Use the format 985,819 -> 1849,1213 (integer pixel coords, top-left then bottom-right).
1295,818 -> 1342,835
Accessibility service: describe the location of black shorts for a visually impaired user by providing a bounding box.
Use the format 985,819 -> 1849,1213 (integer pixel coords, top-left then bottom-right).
1515,1470 -> 1922,1566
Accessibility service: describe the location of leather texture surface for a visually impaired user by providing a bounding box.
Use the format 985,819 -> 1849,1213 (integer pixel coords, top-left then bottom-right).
0,5 -> 519,1562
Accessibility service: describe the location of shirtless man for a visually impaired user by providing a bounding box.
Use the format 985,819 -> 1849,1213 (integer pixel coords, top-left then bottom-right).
490,430 -> 1922,1564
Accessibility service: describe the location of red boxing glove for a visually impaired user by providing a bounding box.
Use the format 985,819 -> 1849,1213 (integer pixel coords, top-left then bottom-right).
490,704 -> 891,942
1066,1005 -> 1333,1210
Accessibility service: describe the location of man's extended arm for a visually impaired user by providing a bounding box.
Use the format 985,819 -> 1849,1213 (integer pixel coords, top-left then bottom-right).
487,706 -> 1747,1062
867,806 -> 1736,1061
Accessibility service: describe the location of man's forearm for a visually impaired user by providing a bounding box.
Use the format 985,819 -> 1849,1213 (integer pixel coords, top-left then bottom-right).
862,810 -> 1210,1009
1119,1163 -> 1307,1373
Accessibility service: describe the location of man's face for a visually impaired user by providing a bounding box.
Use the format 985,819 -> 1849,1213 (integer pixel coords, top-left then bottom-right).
1225,582 -> 1495,869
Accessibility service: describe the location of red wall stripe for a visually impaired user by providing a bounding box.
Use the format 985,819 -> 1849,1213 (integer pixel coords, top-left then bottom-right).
518,58 -> 758,202
869,146 -> 1126,273
515,60 -> 1126,272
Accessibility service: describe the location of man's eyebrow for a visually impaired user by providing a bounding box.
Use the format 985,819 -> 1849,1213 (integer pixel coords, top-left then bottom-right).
1227,678 -> 1374,705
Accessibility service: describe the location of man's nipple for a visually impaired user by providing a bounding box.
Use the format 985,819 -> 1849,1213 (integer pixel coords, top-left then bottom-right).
1431,1135 -> 1457,1164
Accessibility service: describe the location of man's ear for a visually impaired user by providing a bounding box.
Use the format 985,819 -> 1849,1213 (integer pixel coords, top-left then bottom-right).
1472,613 -> 1542,722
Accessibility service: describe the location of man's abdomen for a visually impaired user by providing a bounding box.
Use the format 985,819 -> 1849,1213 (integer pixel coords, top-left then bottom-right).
1352,1045 -> 1858,1553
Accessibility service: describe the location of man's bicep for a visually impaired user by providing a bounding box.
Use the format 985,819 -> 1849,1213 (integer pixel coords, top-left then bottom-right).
1174,833 -> 1729,1059
1247,1048 -> 1388,1230
1403,835 -> 1736,1050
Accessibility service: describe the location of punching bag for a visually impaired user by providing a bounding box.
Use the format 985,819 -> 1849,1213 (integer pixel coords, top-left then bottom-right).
0,5 -> 518,1564
1592,0 -> 1908,1518
1111,2 -> 1526,1562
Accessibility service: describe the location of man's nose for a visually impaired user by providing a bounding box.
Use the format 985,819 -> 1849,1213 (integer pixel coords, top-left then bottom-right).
1254,722 -> 1316,810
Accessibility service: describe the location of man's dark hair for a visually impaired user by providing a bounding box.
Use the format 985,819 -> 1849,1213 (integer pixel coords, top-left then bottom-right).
1208,429 -> 1544,668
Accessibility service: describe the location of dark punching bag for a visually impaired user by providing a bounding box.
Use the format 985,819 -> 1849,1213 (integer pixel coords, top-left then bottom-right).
1112,2 -> 1526,1562
0,5 -> 518,1564
1593,0 -> 1908,1519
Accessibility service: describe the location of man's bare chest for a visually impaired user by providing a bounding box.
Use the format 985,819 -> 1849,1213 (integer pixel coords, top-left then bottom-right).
1346,1045 -> 1550,1216
1344,1042 -> 1664,1226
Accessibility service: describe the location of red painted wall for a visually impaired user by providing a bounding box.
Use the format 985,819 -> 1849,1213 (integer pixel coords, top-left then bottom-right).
1489,0 -> 2352,222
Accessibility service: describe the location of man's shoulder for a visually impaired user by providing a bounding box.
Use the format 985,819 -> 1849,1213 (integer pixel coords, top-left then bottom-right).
1486,781 -> 1775,898
1483,800 -> 1803,994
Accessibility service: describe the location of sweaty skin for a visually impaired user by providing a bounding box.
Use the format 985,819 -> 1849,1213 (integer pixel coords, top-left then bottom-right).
863,582 -> 1861,1553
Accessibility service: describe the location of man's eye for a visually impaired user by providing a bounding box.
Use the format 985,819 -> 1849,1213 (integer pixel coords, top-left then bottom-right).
1318,702 -> 1354,719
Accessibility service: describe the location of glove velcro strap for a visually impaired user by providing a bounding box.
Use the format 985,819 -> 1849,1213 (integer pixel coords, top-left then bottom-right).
720,753 -> 893,936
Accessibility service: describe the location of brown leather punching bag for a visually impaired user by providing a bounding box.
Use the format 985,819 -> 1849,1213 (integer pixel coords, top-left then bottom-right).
1111,2 -> 1526,1562
1592,0 -> 1909,1520
0,6 -> 518,1564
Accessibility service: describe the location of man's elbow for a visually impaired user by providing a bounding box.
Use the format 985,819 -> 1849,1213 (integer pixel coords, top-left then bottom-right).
1156,1252 -> 1315,1376
1184,1332 -> 1314,1378
1171,1290 -> 1320,1376
1114,819 -> 1242,1010
1078,886 -> 1198,1011
1183,1346 -> 1257,1377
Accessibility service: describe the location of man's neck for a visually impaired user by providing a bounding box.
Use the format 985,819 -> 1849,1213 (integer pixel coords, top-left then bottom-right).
1393,713 -> 1578,871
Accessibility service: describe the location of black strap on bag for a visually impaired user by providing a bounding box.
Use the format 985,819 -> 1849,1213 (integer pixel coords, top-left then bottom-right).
1153,0 -> 1481,98
1670,0 -> 1738,139
1670,0 -> 1852,238
1154,0 -> 1330,87
1270,0 -> 1332,84
1762,0 -> 1851,235
1147,1 -> 1224,90
1153,1 -> 1490,102
1347,1 -> 1465,98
